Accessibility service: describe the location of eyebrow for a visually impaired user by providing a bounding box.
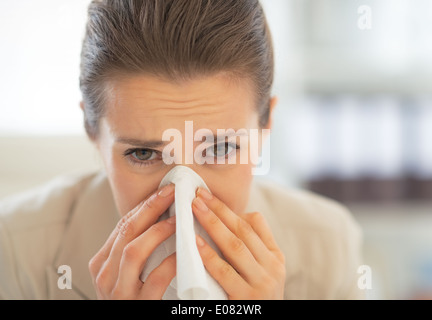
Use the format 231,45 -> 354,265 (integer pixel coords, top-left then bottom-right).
116,130 -> 249,148
115,137 -> 167,148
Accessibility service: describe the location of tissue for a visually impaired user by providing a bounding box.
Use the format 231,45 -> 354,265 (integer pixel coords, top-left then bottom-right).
140,166 -> 228,300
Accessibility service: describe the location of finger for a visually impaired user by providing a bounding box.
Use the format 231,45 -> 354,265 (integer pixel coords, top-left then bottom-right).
89,201 -> 146,278
90,186 -> 167,269
113,216 -> 176,295
239,212 -> 285,263
108,183 -> 175,262
192,196 -> 264,284
139,253 -> 177,300
196,235 -> 250,298
196,188 -> 273,265
100,184 -> 175,290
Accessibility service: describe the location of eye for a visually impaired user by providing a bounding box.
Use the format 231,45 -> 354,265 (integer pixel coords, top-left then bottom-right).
123,148 -> 161,166
132,149 -> 157,161
205,142 -> 238,158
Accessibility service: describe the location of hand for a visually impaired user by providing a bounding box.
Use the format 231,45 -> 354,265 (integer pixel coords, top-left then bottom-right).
192,188 -> 286,300
88,184 -> 176,300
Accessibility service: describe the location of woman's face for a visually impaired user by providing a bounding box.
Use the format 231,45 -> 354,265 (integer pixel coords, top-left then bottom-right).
93,72 -> 275,216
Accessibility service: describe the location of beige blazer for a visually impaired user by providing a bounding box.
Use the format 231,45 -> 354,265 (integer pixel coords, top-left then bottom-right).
0,171 -> 364,300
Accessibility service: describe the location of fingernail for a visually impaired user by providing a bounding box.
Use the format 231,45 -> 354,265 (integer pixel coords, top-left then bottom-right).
166,215 -> 176,224
197,187 -> 213,201
193,197 -> 208,212
158,184 -> 175,197
196,235 -> 205,247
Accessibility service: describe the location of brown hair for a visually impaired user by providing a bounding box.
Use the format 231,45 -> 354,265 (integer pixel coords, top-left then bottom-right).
80,0 -> 274,139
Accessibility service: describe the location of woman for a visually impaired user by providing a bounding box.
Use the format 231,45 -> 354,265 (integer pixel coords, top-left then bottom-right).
0,0 -> 364,300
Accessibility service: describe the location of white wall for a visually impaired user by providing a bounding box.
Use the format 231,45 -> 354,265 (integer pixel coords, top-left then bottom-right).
0,0 -> 91,135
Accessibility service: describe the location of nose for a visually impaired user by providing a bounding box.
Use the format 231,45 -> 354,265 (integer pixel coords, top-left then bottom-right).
169,164 -> 207,181
161,164 -> 213,194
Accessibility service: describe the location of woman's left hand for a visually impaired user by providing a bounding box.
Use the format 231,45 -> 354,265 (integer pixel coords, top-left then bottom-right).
192,187 -> 286,300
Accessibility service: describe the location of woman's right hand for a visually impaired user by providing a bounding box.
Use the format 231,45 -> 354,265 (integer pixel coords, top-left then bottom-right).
88,183 -> 176,300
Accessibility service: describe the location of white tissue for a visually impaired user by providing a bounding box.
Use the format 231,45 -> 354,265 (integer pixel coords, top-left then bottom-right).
140,166 -> 228,300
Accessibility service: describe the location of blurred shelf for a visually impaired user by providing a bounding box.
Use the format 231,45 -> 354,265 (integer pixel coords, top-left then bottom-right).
307,177 -> 432,205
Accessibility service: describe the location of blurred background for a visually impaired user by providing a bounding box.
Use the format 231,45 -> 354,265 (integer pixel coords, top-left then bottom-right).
0,0 -> 431,299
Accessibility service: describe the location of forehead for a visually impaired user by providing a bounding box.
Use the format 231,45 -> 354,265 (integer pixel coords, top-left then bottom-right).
103,73 -> 259,137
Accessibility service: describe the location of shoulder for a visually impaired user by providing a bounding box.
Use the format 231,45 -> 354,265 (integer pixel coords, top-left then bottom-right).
0,170 -> 104,299
0,171 -> 102,232
249,178 -> 364,299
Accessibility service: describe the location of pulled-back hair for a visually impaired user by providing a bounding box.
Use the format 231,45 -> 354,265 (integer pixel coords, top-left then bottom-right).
80,0 -> 274,139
